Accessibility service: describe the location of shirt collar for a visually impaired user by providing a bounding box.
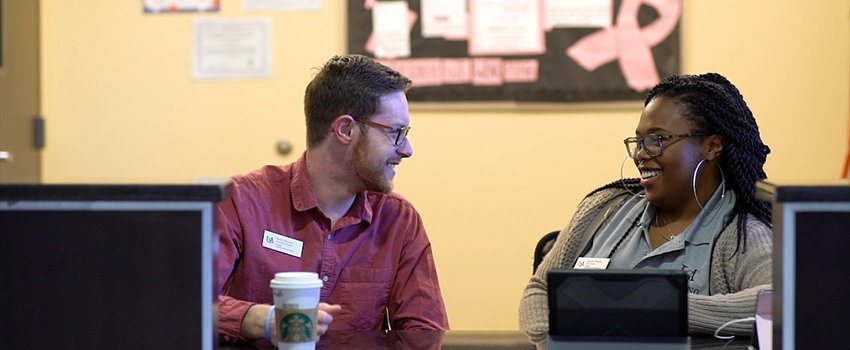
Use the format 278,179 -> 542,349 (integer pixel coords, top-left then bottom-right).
290,152 -> 374,225
683,186 -> 736,243
639,186 -> 737,248
291,153 -> 318,212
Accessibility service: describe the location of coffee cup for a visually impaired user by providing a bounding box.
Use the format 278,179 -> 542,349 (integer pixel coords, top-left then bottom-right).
269,272 -> 324,350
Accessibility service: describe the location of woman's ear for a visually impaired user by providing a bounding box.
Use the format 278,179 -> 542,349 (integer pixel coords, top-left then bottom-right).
704,134 -> 725,161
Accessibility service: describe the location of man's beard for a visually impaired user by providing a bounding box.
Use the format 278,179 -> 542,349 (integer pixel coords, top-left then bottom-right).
351,136 -> 393,193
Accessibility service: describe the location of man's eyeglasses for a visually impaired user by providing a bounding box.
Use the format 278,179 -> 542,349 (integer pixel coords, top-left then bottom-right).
353,117 -> 410,146
623,133 -> 711,159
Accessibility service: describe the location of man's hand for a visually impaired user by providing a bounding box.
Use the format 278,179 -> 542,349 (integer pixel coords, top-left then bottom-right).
261,302 -> 342,342
316,302 -> 342,336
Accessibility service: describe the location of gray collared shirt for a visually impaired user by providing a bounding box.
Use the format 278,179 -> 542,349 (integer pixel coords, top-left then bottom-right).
583,186 -> 736,295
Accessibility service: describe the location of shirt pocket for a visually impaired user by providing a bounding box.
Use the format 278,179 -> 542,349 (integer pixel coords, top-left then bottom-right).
338,268 -> 394,329
341,268 -> 394,283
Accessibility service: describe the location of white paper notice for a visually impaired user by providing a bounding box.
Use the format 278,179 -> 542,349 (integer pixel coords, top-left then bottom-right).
372,1 -> 411,58
421,0 -> 468,39
546,0 -> 612,29
193,18 -> 272,80
143,0 -> 219,12
243,0 -> 321,11
468,0 -> 545,56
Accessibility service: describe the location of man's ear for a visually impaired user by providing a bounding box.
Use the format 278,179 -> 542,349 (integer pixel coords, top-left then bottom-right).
331,115 -> 356,144
704,134 -> 724,161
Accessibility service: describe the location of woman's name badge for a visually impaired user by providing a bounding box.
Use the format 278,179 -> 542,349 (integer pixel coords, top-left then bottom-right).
574,257 -> 610,269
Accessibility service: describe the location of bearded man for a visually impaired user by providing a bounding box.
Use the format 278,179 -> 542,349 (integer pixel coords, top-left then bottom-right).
216,55 -> 449,345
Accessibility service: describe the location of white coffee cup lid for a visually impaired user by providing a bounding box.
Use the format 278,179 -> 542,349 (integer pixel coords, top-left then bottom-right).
270,272 -> 323,289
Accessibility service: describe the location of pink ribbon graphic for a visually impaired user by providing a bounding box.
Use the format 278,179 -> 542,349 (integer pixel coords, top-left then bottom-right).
566,0 -> 681,92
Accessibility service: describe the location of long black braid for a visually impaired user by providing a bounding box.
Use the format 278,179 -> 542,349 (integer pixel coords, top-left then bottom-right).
592,178 -> 642,199
645,73 -> 772,251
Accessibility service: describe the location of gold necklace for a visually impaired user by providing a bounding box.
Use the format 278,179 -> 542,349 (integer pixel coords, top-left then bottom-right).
654,211 -> 675,241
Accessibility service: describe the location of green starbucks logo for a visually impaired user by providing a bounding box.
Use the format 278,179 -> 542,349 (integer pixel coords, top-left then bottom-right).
279,312 -> 313,342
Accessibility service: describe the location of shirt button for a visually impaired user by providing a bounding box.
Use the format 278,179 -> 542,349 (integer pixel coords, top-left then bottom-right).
328,234 -> 333,241
323,275 -> 329,282
224,335 -> 231,342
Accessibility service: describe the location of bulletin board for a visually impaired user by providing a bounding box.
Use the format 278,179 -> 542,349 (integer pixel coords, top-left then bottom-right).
347,0 -> 682,105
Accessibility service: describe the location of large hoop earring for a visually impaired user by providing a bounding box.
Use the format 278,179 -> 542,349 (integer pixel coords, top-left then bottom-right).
620,154 -> 645,198
692,159 -> 708,209
692,158 -> 727,211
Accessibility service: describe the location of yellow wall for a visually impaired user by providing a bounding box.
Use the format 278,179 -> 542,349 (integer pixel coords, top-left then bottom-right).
40,1 -> 849,330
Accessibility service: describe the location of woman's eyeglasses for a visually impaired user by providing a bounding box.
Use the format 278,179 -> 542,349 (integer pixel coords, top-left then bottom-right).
623,133 -> 711,159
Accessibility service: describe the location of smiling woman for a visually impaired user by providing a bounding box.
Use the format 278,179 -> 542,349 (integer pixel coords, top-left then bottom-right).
519,73 -> 773,348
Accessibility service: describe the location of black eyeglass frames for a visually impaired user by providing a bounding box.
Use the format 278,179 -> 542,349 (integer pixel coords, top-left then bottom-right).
623,133 -> 711,159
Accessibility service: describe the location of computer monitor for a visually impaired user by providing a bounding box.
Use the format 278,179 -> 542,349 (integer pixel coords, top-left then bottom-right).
0,182 -> 230,350
757,180 -> 850,350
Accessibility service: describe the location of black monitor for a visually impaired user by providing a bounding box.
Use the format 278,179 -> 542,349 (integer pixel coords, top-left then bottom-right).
757,180 -> 850,350
0,181 -> 231,350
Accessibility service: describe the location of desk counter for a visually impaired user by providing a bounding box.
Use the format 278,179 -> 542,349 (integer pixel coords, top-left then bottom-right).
219,330 -> 753,350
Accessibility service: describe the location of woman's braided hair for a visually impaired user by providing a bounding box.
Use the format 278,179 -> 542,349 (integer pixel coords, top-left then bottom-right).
645,73 -> 772,249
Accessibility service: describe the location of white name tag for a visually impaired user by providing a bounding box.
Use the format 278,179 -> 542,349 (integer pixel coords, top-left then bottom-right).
574,257 -> 610,269
262,230 -> 303,258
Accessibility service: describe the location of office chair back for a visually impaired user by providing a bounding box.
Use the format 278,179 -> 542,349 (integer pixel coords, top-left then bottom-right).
533,230 -> 560,274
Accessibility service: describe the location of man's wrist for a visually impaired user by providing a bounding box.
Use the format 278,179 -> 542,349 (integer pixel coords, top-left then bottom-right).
241,304 -> 273,341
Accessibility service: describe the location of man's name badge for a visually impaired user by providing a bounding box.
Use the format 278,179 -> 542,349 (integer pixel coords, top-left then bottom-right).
574,257 -> 610,269
262,230 -> 303,258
